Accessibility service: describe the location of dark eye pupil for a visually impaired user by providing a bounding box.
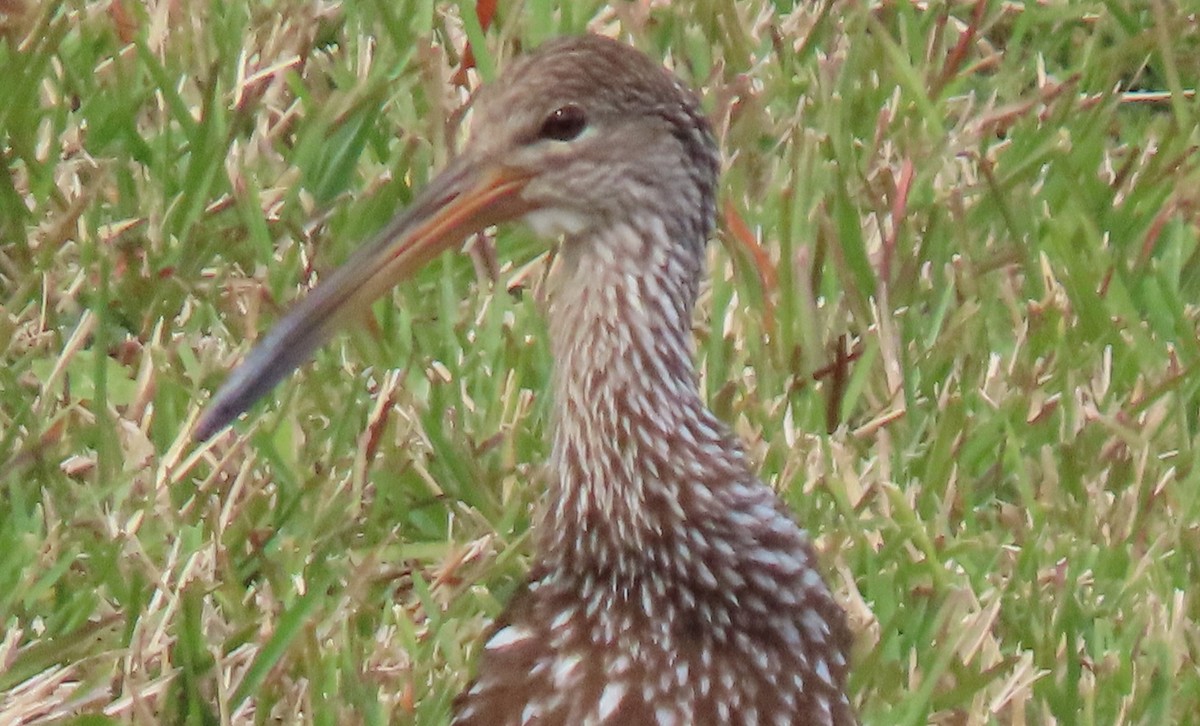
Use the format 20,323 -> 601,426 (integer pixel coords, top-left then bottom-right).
538,105 -> 588,141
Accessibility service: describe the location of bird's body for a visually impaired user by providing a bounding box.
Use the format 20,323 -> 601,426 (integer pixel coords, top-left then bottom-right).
197,34 -> 853,726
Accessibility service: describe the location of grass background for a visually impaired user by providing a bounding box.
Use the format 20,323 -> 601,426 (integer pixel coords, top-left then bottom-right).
2,0 -> 1199,723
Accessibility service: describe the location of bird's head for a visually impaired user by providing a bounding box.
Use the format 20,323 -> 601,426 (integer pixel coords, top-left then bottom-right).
195,34 -> 718,441
466,35 -> 718,242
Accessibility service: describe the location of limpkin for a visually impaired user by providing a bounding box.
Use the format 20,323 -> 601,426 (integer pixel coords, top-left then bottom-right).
197,34 -> 854,725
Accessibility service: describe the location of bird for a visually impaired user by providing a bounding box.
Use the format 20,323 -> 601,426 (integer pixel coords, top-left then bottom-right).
196,34 -> 855,726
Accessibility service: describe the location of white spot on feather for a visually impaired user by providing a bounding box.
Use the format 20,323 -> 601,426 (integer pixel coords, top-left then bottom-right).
550,608 -> 573,631
551,652 -> 582,687
485,625 -> 532,650
520,703 -> 541,725
597,681 -> 627,721
815,658 -> 834,688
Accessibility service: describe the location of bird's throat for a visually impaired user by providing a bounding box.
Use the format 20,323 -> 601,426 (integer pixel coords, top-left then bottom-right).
541,223 -> 728,575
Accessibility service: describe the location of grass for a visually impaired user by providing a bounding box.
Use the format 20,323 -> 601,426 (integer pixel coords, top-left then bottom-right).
2,0 -> 1199,723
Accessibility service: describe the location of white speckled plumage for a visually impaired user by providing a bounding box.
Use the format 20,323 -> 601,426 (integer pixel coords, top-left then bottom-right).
449,35 -> 855,725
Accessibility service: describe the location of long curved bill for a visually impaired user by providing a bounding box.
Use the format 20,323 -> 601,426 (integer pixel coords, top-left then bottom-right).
194,157 -> 535,441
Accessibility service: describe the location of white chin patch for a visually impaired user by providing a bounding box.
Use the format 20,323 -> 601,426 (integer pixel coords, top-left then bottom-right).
524,208 -> 590,239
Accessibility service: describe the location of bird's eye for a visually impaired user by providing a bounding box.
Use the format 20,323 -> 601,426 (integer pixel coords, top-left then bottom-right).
537,104 -> 588,142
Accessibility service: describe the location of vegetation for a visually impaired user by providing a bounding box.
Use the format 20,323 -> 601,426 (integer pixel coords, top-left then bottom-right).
2,0 -> 1198,723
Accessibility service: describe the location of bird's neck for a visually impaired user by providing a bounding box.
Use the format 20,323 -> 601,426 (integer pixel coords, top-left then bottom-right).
541,219 -> 749,574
